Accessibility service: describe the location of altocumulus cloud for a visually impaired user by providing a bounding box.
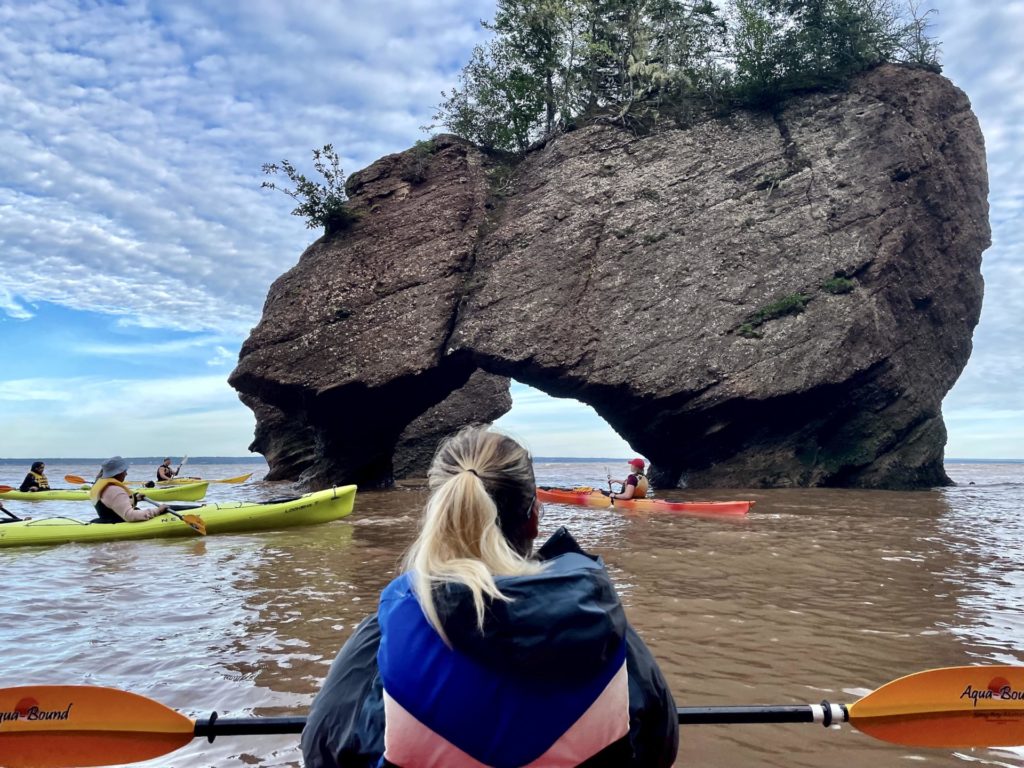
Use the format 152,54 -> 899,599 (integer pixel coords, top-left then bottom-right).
0,0 -> 493,333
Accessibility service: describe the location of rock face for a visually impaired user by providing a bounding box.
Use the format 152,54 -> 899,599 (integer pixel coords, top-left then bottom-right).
393,370 -> 512,479
231,65 -> 989,490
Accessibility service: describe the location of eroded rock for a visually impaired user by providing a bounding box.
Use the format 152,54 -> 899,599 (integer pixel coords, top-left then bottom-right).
231,65 -> 989,490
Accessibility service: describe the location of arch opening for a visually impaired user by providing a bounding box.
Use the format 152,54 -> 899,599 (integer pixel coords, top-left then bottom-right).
492,381 -> 634,460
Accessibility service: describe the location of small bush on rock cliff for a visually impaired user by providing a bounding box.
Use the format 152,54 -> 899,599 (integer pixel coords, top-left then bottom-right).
261,145 -> 358,236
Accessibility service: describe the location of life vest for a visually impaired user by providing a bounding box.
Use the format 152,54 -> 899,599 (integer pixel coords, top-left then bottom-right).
30,471 -> 49,490
628,473 -> 649,498
90,478 -> 132,522
157,465 -> 174,481
376,571 -> 630,767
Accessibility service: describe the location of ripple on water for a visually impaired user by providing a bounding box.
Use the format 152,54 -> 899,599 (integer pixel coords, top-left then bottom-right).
2,460 -> 1024,766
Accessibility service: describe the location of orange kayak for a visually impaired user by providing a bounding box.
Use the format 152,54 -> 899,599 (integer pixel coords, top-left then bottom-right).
537,487 -> 753,516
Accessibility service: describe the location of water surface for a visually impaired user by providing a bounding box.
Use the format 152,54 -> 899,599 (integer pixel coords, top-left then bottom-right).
1,458 -> 1022,767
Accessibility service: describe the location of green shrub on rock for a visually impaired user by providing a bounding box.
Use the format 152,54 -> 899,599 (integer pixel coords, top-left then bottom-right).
261,144 -> 358,236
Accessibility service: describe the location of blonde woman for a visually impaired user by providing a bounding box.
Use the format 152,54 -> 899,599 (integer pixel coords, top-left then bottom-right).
302,426 -> 678,768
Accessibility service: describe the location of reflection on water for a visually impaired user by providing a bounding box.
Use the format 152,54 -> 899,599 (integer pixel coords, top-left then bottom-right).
1,459 -> 1023,767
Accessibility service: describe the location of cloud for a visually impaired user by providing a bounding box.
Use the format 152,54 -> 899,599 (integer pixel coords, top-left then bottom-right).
0,287 -> 33,320
0,374 -> 254,456
493,382 -> 635,457
206,345 -> 237,367
0,0 -> 495,333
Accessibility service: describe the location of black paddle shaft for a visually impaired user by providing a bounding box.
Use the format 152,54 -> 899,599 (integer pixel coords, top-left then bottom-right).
678,703 -> 847,725
191,703 -> 848,741
194,714 -> 306,740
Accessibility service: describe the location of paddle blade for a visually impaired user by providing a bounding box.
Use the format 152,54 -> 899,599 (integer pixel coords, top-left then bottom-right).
182,514 -> 207,535
64,475 -> 87,486
0,685 -> 194,768
0,486 -> 12,493
849,665 -> 1024,748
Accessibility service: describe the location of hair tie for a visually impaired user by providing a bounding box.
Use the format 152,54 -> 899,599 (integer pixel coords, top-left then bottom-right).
463,468 -> 480,478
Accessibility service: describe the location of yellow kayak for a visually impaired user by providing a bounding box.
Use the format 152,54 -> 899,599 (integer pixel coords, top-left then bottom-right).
0,482 -> 209,503
0,486 -> 355,548
127,473 -> 254,487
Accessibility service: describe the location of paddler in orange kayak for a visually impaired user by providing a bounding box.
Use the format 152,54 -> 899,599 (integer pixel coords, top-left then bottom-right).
605,457 -> 651,500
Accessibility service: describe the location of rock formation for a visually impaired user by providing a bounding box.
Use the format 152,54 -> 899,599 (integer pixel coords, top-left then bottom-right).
231,65 -> 989,490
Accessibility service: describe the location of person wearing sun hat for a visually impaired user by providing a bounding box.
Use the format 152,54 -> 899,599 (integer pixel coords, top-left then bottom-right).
88,456 -> 168,522
607,457 -> 650,500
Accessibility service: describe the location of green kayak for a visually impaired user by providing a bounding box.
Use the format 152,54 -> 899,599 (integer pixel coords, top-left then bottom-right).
0,481 -> 209,503
0,486 -> 356,548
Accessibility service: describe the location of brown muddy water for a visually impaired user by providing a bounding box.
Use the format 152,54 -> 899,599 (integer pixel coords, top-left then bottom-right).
1,458 -> 1023,767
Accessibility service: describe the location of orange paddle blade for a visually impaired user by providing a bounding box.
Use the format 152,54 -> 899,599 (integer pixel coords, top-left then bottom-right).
181,514 -> 207,535
64,475 -> 87,486
0,685 -> 195,768
849,665 -> 1024,747
0,486 -> 12,493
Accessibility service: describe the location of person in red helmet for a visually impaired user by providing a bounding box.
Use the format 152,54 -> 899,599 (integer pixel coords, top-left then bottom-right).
607,458 -> 650,500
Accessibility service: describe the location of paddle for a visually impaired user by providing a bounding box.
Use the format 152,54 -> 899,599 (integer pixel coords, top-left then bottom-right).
3,666 -> 1023,767
138,497 -> 207,535
175,454 -> 189,477
0,499 -> 26,522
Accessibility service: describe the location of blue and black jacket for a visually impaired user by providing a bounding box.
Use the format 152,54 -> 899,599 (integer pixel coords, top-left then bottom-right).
301,527 -> 678,767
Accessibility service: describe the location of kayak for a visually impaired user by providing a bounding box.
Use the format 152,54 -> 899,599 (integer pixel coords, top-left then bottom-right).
0,482 -> 209,503
0,486 -> 356,548
537,487 -> 754,516
127,473 -> 254,487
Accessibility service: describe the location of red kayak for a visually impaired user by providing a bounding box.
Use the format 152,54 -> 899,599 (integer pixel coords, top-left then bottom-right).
537,487 -> 753,516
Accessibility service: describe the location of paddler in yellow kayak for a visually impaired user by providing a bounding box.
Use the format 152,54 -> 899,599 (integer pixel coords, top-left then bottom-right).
604,457 -> 650,500
18,461 -> 49,492
90,456 -> 168,522
156,457 -> 180,482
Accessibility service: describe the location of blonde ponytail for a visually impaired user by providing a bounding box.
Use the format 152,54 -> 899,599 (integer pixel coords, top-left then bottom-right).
403,427 -> 543,644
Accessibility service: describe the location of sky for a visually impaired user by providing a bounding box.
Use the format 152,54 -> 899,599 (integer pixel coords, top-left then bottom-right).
0,1 -> 1020,460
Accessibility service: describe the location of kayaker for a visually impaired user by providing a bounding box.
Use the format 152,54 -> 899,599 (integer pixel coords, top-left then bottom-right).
156,458 -> 179,482
606,457 -> 650,500
18,461 -> 49,493
90,456 -> 167,522
301,427 -> 678,768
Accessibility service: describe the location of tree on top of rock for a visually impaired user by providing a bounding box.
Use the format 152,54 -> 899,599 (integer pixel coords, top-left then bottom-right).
432,0 -> 941,152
